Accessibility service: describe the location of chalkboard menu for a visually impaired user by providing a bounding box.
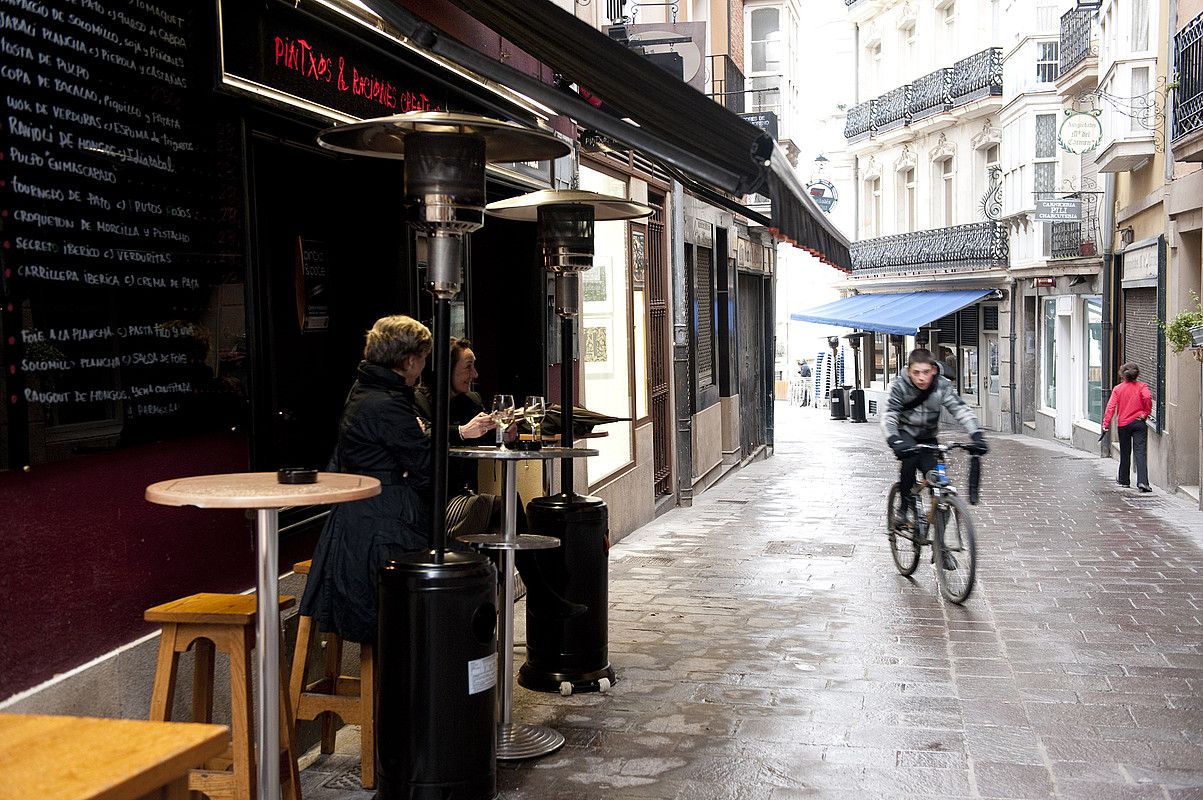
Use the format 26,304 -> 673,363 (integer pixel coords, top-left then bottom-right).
0,1 -> 247,470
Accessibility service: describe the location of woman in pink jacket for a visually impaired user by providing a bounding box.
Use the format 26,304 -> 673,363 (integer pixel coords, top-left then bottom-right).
1102,362 -> 1153,491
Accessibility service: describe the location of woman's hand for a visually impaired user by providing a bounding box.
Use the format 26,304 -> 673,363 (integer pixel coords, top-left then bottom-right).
458,412 -> 496,440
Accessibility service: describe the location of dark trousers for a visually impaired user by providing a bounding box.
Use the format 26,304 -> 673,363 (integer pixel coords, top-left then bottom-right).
1117,420 -> 1149,487
899,438 -> 938,500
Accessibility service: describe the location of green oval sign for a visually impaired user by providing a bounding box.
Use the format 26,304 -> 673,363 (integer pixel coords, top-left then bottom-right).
1058,110 -> 1103,155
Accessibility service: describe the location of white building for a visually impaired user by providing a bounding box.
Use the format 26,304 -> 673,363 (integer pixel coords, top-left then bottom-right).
798,0 -> 1009,429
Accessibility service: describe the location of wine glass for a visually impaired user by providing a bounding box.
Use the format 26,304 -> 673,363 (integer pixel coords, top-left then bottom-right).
491,394 -> 514,448
524,395 -> 546,445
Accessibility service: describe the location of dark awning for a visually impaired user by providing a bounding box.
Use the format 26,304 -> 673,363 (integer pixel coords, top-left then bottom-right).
357,0 -> 850,270
791,290 -> 994,336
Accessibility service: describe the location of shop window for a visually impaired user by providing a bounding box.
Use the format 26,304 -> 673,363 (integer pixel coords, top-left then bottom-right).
1085,296 -> 1103,423
580,165 -> 633,485
1042,297 -> 1057,409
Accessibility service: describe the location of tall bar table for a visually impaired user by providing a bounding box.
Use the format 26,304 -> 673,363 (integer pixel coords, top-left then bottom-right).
450,445 -> 596,760
145,472 -> 380,800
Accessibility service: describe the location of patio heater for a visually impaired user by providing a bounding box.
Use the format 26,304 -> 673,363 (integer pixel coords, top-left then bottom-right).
486,189 -> 652,694
317,112 -> 568,798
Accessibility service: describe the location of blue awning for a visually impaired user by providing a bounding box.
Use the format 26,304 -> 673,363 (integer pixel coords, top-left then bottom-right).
790,290 -> 993,336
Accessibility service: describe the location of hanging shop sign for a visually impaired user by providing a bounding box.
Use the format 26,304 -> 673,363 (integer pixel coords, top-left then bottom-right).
740,111 -> 779,142
805,180 -> 839,214
1035,199 -> 1083,222
1058,109 -> 1104,154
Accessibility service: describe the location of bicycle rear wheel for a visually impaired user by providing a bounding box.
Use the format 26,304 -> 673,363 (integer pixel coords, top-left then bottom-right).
934,494 -> 977,603
886,483 -> 921,576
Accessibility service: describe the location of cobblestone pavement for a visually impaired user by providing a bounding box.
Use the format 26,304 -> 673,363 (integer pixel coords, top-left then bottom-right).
302,403 -> 1203,800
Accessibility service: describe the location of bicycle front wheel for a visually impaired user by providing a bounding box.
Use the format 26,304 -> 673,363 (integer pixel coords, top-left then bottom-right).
886,483 -> 921,576
934,494 -> 977,603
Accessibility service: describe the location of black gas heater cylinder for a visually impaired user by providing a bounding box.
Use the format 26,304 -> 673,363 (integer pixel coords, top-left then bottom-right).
376,550 -> 498,800
519,493 -> 615,694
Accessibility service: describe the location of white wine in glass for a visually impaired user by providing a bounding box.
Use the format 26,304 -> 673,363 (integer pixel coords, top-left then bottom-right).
524,395 -> 546,444
491,394 -> 514,448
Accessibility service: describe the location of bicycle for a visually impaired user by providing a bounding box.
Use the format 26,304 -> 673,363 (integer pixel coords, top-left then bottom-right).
886,442 -> 981,604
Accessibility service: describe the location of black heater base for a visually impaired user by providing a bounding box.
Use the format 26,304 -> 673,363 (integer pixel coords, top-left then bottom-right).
376,550 -> 498,800
519,493 -> 614,695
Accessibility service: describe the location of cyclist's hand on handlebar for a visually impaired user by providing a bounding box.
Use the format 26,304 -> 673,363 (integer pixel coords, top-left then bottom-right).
968,430 -> 989,455
888,434 -> 917,459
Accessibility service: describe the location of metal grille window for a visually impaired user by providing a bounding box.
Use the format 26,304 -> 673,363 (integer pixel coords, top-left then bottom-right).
959,306 -> 979,347
1123,287 -> 1159,423
983,305 -> 999,330
1037,41 -> 1060,82
695,246 -> 714,389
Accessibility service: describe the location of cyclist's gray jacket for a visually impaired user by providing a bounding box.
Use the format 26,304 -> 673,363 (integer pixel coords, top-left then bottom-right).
881,374 -> 981,441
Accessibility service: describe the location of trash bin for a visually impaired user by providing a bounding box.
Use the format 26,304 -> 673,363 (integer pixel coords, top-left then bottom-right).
376,550 -> 498,800
847,388 -> 867,423
519,493 -> 615,694
829,387 -> 847,420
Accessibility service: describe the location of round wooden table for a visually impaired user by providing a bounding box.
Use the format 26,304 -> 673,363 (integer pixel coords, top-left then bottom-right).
449,446 -> 596,760
145,472 -> 379,800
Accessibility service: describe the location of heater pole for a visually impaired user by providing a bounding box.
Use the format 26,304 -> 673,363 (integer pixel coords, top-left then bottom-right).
560,313 -> 575,496
430,294 -> 452,561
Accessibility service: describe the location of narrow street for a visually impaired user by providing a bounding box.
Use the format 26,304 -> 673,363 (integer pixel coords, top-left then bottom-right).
304,403 -> 1203,800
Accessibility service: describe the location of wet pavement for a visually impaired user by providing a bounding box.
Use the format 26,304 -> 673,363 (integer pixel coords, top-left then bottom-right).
301,403 -> 1203,800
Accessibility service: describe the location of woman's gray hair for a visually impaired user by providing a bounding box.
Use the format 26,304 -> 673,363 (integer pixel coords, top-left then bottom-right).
363,315 -> 432,368
1119,361 -> 1141,381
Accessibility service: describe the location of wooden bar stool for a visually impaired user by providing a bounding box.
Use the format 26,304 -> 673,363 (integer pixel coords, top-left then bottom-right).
145,592 -> 301,800
288,559 -> 375,790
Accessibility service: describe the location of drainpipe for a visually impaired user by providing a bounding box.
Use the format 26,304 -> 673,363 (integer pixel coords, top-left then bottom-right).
1166,0 -> 1177,183
671,181 -> 693,506
1100,171 -> 1118,456
1008,277 -> 1018,434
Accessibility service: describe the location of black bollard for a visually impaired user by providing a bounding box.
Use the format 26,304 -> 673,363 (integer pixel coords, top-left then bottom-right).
376,551 -> 497,799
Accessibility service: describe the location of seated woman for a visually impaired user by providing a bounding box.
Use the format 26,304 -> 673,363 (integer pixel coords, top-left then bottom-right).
415,338 -> 584,620
300,315 -> 433,644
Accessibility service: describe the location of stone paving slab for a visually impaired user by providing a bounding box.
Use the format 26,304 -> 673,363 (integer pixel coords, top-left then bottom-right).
301,404 -> 1203,800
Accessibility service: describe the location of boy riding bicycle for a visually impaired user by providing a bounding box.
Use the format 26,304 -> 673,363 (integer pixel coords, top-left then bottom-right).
882,349 -> 988,563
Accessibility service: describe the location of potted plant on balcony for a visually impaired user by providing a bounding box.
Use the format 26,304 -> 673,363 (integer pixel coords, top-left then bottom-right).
1161,290 -> 1203,358
1079,240 -> 1096,256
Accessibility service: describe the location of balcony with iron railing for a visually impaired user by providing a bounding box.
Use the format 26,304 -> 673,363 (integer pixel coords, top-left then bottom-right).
1174,11 -> 1203,159
1050,220 -> 1101,260
705,53 -> 746,114
1055,8 -> 1097,96
844,48 -> 1002,144
850,221 -> 1009,277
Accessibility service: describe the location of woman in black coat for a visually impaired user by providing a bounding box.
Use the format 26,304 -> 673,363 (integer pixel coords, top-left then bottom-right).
299,315 -> 433,644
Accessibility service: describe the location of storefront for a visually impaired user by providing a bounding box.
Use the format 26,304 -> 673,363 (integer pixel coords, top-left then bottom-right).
0,0 -> 558,702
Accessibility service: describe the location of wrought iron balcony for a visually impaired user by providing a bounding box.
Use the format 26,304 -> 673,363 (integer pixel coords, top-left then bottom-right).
1174,12 -> 1203,142
873,84 -> 911,132
1050,222 -> 1100,259
850,221 -> 1009,277
705,53 -> 746,114
845,50 -> 1001,142
909,67 -> 953,121
845,99 -> 874,142
950,47 -> 1003,106
1059,9 -> 1094,74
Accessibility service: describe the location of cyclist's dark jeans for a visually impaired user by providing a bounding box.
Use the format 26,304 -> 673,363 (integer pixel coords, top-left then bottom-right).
899,437 -> 938,501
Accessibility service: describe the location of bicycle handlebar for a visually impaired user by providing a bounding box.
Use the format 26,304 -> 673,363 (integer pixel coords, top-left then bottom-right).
908,442 -> 983,455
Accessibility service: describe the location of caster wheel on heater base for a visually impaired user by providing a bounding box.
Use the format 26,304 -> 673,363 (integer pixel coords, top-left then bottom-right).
559,682 -> 573,697
597,677 -> 611,693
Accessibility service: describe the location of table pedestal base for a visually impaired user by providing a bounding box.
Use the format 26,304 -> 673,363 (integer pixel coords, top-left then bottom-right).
497,722 -> 565,760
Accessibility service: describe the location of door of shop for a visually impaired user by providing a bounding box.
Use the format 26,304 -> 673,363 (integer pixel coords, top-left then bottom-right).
981,332 -> 1002,430
737,273 -> 767,457
646,196 -> 672,496
248,133 -> 411,474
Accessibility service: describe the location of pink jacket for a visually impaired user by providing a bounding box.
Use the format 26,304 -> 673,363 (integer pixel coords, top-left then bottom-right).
1103,380 -> 1152,429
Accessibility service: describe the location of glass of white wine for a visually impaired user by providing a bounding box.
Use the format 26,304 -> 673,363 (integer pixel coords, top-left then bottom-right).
491,394 -> 514,448
524,395 -> 546,447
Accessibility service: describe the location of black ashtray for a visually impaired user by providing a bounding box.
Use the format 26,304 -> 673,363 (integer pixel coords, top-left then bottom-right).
277,468 -> 318,484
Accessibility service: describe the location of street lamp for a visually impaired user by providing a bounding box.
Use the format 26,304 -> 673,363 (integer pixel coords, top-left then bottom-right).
316,112 -> 569,799
485,189 -> 651,696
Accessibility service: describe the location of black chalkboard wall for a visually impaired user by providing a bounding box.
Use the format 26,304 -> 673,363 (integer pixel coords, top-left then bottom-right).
0,1 -> 248,470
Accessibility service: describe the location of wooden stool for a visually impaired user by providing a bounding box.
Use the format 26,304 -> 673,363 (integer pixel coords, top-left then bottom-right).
145,592 -> 301,800
288,559 -> 375,790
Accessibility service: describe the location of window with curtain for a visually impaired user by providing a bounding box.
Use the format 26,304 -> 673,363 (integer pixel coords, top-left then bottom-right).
1042,297 -> 1057,409
1131,66 -> 1150,132
942,158 -> 955,226
1131,0 -> 1149,51
1035,114 -> 1056,256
